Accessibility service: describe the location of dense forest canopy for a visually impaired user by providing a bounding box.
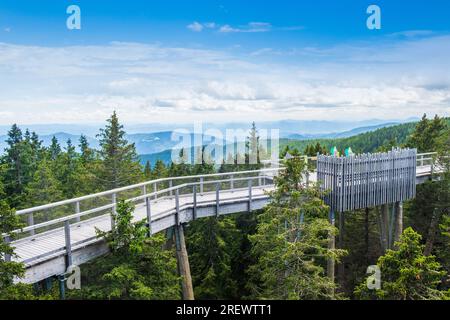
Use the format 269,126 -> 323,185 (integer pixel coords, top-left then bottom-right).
0,113 -> 449,300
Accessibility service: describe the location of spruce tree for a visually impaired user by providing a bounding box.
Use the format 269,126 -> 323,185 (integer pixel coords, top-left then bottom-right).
49,136 -> 61,161
3,125 -> 33,207
0,173 -> 38,299
97,112 -> 143,189
247,155 -> 346,299
143,161 -> 152,180
26,159 -> 63,207
186,216 -> 242,299
79,135 -> 95,165
355,228 -> 448,300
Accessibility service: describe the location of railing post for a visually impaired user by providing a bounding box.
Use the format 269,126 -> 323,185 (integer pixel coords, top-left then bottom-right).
248,179 -> 253,212
306,171 -> 310,188
145,196 -> 152,236
230,174 -> 234,191
258,173 -> 262,186
193,185 -> 197,220
175,189 -> 180,226
200,177 -> 204,193
153,182 -> 158,200
4,236 -> 11,262
75,201 -> 81,223
64,220 -> 73,267
111,193 -> 117,229
169,180 -> 173,196
28,213 -> 35,236
216,182 -> 220,217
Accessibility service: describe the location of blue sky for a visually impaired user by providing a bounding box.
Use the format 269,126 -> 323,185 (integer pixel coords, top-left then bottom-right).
0,1 -> 449,125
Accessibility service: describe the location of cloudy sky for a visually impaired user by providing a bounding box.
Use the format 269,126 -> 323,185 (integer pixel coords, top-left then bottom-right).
0,0 -> 449,125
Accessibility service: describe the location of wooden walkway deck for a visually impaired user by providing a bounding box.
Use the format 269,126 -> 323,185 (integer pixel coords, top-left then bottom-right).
11,185 -> 274,283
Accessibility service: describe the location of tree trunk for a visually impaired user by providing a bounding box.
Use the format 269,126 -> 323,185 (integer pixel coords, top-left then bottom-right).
174,224 -> 194,300
424,209 -> 442,256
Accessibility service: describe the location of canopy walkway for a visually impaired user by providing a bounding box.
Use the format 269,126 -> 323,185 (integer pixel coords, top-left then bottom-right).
2,151 -> 441,285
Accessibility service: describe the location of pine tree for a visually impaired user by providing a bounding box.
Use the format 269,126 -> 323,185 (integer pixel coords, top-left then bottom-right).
407,114 -> 448,153
2,125 -> 33,207
0,172 -> 38,299
143,161 -> 152,180
55,139 -> 84,198
169,149 -> 191,177
355,228 -> 449,300
247,156 -> 346,299
152,160 -> 167,179
26,159 -> 63,207
48,136 -> 61,161
406,116 -> 449,256
79,135 -> 95,165
97,112 -> 143,189
186,216 -> 242,299
246,122 -> 261,168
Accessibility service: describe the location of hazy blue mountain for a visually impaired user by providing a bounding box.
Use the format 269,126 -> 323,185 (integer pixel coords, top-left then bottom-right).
0,131 -> 225,155
0,118 -> 418,137
286,123 -> 398,140
0,132 -> 99,153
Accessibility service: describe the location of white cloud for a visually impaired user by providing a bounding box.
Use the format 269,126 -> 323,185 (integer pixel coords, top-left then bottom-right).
187,21 -> 204,32
388,30 -> 434,38
0,36 -> 449,125
4,27 -> 11,33
188,21 -> 303,34
219,22 -> 272,33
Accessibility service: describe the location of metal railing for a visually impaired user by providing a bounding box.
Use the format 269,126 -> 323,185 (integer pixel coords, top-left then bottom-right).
416,152 -> 437,167
3,168 -> 283,264
4,168 -> 282,240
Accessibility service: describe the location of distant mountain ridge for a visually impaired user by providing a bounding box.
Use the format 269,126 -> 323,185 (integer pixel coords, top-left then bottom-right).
0,120 -> 414,156
0,131 -> 223,155
286,123 -> 398,140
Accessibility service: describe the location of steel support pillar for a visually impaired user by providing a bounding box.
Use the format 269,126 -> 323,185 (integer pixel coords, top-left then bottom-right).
327,210 -> 336,285
394,201 -> 403,244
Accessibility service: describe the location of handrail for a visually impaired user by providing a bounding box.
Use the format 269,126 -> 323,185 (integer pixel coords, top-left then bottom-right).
15,167 -> 282,216
5,174 -> 276,236
14,152 -> 437,216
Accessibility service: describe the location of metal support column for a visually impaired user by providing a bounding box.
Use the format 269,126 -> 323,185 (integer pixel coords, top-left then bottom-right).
215,183 -> 220,217
394,201 -> 403,243
145,196 -> 152,236
327,210 -> 336,284
248,179 -> 253,212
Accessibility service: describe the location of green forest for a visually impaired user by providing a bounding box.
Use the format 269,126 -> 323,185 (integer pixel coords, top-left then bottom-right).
0,113 -> 449,300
